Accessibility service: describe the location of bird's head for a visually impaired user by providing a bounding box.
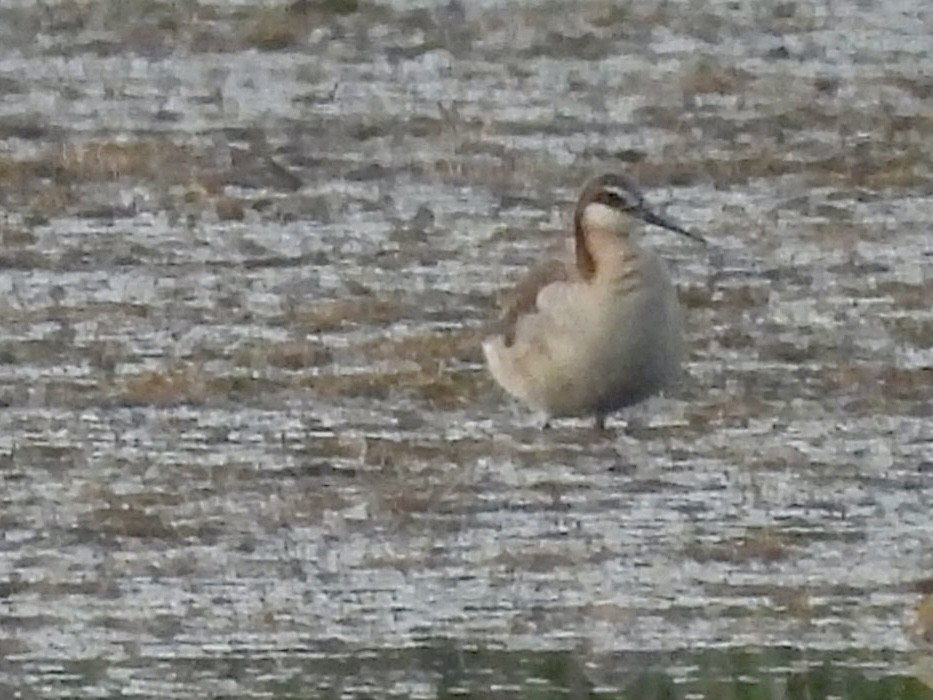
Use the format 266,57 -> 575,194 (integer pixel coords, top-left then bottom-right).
574,173 -> 705,244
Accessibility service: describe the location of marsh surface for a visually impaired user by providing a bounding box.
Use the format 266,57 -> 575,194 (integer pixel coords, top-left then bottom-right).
0,0 -> 932,697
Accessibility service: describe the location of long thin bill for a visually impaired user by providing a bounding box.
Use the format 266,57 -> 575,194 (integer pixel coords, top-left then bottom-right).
639,208 -> 706,244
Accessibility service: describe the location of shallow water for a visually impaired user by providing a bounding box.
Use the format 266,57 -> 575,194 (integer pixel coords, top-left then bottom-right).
0,0 -> 932,697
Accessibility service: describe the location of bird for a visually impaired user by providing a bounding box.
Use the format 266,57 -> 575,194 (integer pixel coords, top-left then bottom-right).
482,173 -> 705,431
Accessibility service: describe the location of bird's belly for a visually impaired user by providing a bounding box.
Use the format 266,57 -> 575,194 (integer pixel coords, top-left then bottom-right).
575,293 -> 682,411
484,274 -> 684,418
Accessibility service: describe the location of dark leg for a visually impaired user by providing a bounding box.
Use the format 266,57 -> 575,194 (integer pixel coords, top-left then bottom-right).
594,413 -> 607,432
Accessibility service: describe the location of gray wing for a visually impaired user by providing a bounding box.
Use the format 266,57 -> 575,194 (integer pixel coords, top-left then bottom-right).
490,258 -> 574,347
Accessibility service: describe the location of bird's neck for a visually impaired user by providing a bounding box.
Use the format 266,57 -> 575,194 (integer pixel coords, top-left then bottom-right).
573,202 -> 636,279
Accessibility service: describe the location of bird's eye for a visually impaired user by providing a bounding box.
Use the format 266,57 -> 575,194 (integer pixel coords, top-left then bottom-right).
603,187 -> 637,210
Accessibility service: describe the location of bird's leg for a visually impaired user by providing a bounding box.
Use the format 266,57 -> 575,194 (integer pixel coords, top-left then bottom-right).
594,413 -> 607,432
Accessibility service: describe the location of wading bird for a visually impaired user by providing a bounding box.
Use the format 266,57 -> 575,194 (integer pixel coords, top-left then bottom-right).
483,174 -> 705,430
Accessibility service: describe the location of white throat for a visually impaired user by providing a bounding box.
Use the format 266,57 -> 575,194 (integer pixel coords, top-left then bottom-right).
581,202 -> 628,235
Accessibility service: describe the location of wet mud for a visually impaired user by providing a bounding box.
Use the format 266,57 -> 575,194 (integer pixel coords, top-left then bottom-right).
0,0 -> 932,697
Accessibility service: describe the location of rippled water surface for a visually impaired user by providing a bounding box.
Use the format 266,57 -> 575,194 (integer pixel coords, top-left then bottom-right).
1,0 -> 932,697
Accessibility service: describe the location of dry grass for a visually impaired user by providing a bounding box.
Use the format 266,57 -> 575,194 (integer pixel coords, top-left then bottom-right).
29,184 -> 77,217
83,504 -> 176,539
822,365 -> 933,403
357,328 -> 484,368
772,589 -> 813,620
371,478 -> 465,525
121,367 -> 210,406
288,297 -> 408,333
811,151 -> 929,189
885,317 -> 933,348
236,0 -> 365,51
685,530 -> 793,565
493,549 -> 587,572
0,224 -> 37,247
581,2 -> 631,27
57,140 -> 190,181
237,7 -> 311,51
233,340 -> 333,370
0,339 -> 67,365
214,196 -> 246,221
120,365 -> 290,406
680,58 -> 748,96
877,280 -> 933,310
644,147 -> 933,189
300,366 -> 486,409
118,326 -> 484,409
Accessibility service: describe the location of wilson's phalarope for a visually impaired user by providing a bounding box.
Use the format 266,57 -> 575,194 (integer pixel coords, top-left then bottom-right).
483,173 -> 705,430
